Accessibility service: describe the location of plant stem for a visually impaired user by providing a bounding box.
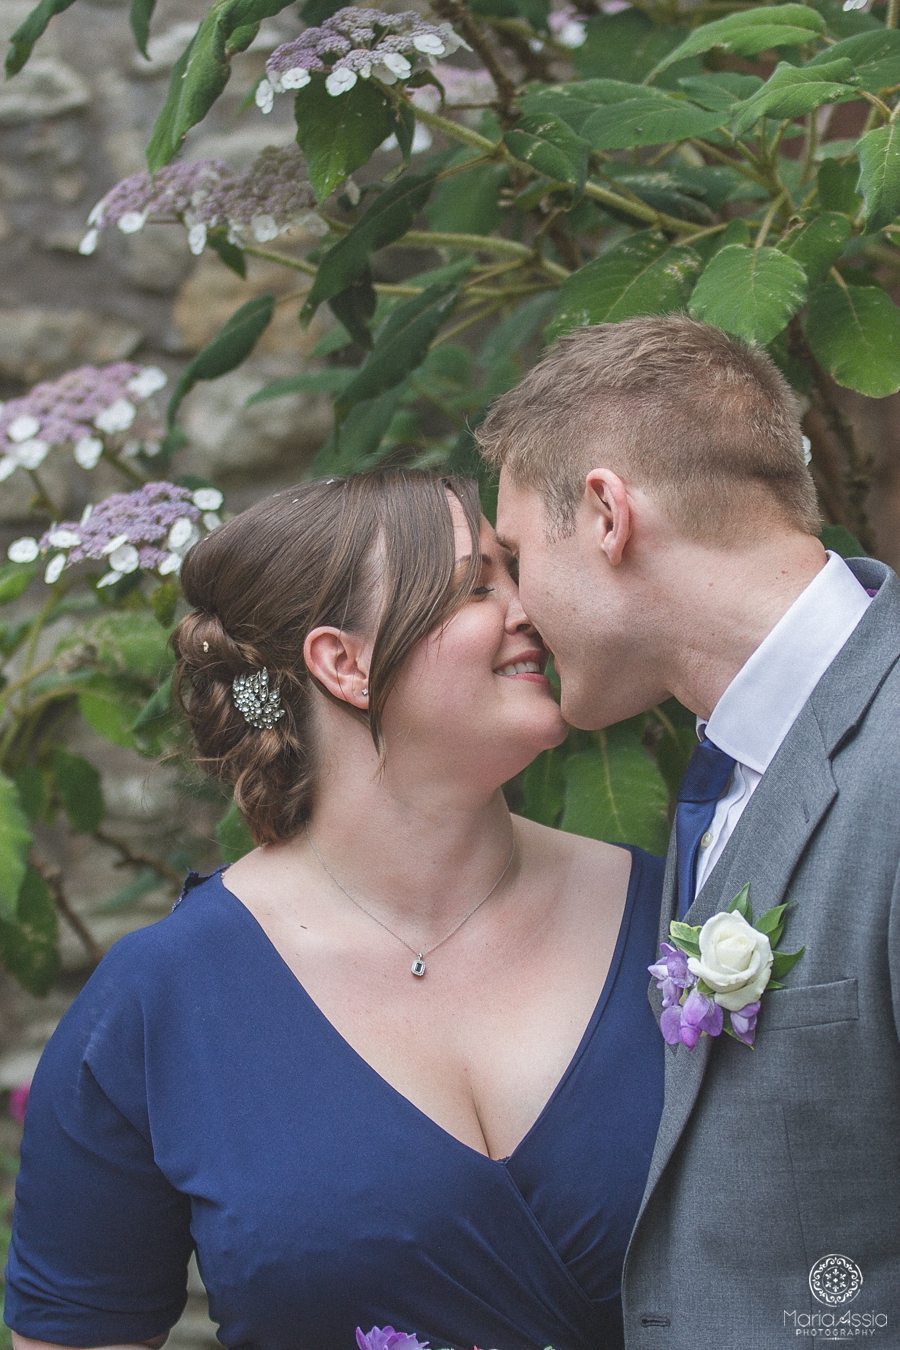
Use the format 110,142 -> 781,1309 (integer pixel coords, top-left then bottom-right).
754,191 -> 786,248
242,244 -> 317,275
31,854 -> 104,966
430,0 -> 518,119
95,828 -> 185,886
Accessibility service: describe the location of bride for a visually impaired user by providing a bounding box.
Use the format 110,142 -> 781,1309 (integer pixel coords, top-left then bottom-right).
6,468 -> 664,1350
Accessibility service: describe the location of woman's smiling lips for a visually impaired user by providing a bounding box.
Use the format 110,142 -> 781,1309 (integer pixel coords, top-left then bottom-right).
494,648 -> 549,684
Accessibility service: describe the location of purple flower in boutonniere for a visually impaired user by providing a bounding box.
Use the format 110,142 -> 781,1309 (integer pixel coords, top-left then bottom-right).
649,884 -> 804,1049
648,942 -> 692,1009
355,1329 -> 430,1350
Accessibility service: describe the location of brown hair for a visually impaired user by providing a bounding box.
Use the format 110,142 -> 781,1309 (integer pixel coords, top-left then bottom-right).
171,469 -> 482,845
476,315 -> 820,539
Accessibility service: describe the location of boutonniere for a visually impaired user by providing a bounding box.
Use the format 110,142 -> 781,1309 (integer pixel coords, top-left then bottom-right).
649,884 -> 804,1049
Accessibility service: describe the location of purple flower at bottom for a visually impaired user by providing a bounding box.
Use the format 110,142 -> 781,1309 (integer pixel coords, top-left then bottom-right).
730,1000 -> 761,1047
681,988 -> 724,1039
355,1328 -> 430,1350
660,1003 -> 701,1049
8,1081 -> 30,1124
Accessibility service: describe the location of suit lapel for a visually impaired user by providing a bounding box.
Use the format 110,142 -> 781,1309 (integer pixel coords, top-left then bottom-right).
635,559 -> 900,1230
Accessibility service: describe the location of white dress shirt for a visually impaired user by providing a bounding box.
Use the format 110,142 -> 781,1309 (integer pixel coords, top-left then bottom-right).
693,552 -> 873,896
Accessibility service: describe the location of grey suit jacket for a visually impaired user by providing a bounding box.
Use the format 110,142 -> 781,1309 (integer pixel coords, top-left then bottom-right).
621,557 -> 900,1350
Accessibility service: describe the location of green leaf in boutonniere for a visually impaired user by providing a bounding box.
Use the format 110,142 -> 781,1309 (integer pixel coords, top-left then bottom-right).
756,902 -> 790,946
769,946 -> 806,982
669,920 -> 702,958
726,882 -> 752,922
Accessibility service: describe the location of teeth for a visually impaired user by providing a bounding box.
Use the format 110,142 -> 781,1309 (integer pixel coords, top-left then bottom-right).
498,661 -> 541,677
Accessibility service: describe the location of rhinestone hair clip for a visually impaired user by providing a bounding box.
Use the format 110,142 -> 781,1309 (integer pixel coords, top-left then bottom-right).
232,668 -> 285,730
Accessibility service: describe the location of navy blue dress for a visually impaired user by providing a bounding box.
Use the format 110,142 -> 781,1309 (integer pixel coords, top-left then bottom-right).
5,846 -> 664,1350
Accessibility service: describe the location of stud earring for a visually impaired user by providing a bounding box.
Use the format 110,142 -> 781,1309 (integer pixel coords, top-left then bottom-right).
361,687 -> 369,697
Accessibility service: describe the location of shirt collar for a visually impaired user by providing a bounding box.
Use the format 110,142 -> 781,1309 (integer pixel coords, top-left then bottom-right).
700,552 -> 872,773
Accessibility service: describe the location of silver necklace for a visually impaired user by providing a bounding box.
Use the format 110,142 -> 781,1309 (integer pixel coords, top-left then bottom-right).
304,822 -> 516,978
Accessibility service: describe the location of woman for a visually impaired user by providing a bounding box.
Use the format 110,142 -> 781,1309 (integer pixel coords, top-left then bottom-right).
5,470 -> 664,1350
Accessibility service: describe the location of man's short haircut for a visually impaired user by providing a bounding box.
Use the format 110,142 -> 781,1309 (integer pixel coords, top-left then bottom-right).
475,315 -> 821,540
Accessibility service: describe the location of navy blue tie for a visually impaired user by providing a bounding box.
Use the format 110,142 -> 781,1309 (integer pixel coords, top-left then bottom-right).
675,736 -> 737,918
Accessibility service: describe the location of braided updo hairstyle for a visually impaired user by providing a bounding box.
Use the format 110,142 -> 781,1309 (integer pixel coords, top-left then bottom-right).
171,469 -> 482,845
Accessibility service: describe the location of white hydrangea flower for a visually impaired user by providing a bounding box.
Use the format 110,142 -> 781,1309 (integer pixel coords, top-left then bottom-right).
202,512 -> 222,531
117,210 -> 148,234
44,554 -> 66,584
0,458 -> 16,482
381,52 -> 413,78
143,440 -> 162,457
167,517 -> 195,550
412,32 -> 446,55
8,537 -> 40,564
127,366 -> 167,399
255,78 -> 275,113
281,66 -> 311,89
101,533 -> 129,556
14,439 -> 50,469
74,436 -> 104,469
87,201 -> 105,227
158,552 -> 182,576
188,222 -> 208,256
557,18 -> 587,47
108,543 -> 140,574
192,487 -> 223,511
8,414 -> 41,443
78,229 -> 99,256
97,570 -> 123,588
94,399 -> 137,434
326,67 -> 358,95
251,214 -> 280,242
802,434 -> 812,465
47,529 -> 82,548
80,503 -> 94,526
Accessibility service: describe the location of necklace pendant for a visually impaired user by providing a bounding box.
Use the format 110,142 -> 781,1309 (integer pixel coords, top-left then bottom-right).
411,955 -> 427,978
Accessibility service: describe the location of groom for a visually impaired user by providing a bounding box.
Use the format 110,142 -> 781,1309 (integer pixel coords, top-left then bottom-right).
477,316 -> 900,1349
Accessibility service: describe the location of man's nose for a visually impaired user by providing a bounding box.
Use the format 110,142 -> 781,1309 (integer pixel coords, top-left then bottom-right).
505,590 -> 536,634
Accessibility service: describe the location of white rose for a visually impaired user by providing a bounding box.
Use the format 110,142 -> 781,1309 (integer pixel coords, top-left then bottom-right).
687,910 -> 773,1012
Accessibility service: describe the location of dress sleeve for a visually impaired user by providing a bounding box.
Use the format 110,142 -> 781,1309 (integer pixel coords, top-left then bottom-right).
4,937 -> 194,1348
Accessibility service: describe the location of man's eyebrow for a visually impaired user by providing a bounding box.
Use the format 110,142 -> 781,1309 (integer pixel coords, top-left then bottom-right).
494,534 -> 517,554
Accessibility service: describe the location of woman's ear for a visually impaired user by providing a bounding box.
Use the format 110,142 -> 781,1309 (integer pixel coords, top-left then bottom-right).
584,468 -> 633,566
303,627 -> 370,708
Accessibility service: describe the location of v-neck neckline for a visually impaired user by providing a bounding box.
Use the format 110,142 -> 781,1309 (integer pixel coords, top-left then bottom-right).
209,846 -> 641,1167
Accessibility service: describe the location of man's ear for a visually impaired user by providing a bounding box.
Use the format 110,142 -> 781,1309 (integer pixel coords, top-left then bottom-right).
303,627 -> 370,709
584,469 -> 632,566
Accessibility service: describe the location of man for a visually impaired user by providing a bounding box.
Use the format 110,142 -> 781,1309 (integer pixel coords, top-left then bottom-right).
477,316 -> 900,1349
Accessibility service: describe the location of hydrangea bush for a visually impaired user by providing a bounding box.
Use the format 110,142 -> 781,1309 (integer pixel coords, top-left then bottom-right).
1,0 -> 897,992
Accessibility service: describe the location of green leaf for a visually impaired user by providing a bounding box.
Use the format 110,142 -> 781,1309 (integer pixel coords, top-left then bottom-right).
730,60 -> 859,139
777,212 -> 852,288
603,167 -> 715,225
0,865 -> 59,996
216,800 -> 254,863
303,172 -> 436,320
13,764 -> 47,824
78,676 -> 146,749
804,280 -> 900,397
505,113 -> 589,190
521,81 -> 671,137
247,369 -> 353,404
102,867 -> 163,912
150,578 -> 180,628
0,775 -> 32,922
548,232 -> 702,342
648,4 -> 826,81
574,10 -> 692,84
130,0 -> 156,58
770,946 -> 805,980
520,747 -> 566,827
670,920 -> 702,946
130,673 -> 175,756
676,72 -> 764,112
5,0 -> 78,75
688,245 -> 808,345
560,723 -> 670,853
479,293 -> 557,369
819,524 -> 866,559
147,0 -> 294,168
0,561 -> 38,604
726,883 -> 752,921
756,901 -> 789,938
295,77 -> 397,203
207,230 -> 247,278
470,0 -> 549,27
167,293 -> 275,426
336,276 -> 466,418
808,30 -> 900,95
856,123 -> 900,234
817,159 -> 862,214
426,161 -> 509,235
57,612 -> 172,679
312,385 -> 406,474
51,750 -> 104,834
581,96 -> 726,151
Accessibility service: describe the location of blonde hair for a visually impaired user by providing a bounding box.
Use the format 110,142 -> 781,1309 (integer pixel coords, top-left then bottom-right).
476,315 -> 820,539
